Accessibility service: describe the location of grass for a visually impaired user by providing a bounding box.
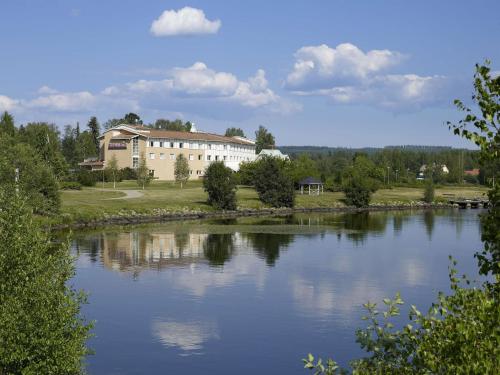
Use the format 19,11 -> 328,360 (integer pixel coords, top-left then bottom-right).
53,180 -> 488,226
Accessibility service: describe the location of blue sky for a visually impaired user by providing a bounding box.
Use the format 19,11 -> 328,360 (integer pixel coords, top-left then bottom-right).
1,0 -> 499,147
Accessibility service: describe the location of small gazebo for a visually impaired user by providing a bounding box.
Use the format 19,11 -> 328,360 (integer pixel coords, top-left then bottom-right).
298,177 -> 324,195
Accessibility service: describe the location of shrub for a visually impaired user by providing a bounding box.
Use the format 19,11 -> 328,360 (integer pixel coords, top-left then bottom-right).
77,169 -> 97,187
423,180 -> 435,203
203,161 -> 237,210
120,167 -> 137,180
254,156 -> 295,208
343,177 -> 372,207
0,189 -> 92,373
60,181 -> 82,190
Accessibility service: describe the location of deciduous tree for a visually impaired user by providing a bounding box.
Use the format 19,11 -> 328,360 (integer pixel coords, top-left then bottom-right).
174,153 -> 190,188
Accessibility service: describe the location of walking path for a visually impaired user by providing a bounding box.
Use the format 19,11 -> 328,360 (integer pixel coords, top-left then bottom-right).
92,188 -> 144,200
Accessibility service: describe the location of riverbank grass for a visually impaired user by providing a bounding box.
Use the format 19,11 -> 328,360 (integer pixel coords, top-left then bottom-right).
56,181 -> 488,225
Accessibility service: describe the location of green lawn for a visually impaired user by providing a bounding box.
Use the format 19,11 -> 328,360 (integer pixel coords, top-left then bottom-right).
56,181 -> 488,225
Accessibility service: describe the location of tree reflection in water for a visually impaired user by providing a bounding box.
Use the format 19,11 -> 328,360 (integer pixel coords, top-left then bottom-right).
244,232 -> 294,266
203,233 -> 235,267
341,212 -> 388,245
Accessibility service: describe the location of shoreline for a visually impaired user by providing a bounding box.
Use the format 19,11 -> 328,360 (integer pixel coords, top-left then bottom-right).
49,202 -> 459,231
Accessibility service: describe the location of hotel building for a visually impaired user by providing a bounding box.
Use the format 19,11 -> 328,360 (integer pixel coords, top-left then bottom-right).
85,124 -> 257,180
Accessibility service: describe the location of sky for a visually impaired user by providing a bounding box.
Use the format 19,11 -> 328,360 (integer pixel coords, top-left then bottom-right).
1,0 -> 499,147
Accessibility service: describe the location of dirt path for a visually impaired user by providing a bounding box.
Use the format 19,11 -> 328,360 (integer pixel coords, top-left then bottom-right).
92,188 -> 144,200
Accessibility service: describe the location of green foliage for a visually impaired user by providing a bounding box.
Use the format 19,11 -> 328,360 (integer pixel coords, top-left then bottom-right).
124,113 -> 142,125
289,154 -> 321,187
254,156 -> 295,208
87,116 -> 100,155
120,167 -> 137,180
76,169 -> 97,187
203,161 -> 237,210
136,154 -> 152,190
237,160 -> 259,185
423,180 -> 435,203
17,122 -> 68,179
0,190 -> 92,373
0,136 -> 60,214
105,154 -> 119,189
255,125 -> 275,154
343,178 -> 373,208
174,154 -> 190,188
153,118 -> 192,132
225,127 -> 245,137
59,181 -> 82,190
0,111 -> 16,137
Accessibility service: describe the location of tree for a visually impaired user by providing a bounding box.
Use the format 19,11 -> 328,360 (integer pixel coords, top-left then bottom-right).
174,154 -> 190,188
0,137 -> 60,214
136,154 -> 151,190
106,154 -> 119,189
423,180 -> 435,203
254,156 -> 295,208
17,122 -> 68,179
0,111 -> 16,137
124,113 -> 142,125
255,125 -> 275,154
103,118 -> 122,130
343,177 -> 373,207
87,116 -> 100,155
203,161 -> 237,210
154,118 -> 192,131
225,127 -> 245,137
0,189 -> 92,373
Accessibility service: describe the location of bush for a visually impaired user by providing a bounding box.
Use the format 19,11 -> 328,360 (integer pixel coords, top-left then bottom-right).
120,167 -> 137,180
254,156 -> 295,208
77,169 -> 97,187
423,180 -> 435,203
0,189 -> 92,373
60,181 -> 82,190
343,178 -> 372,207
203,161 -> 237,210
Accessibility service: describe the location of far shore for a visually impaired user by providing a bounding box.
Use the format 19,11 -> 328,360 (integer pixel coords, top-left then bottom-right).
44,180 -> 488,230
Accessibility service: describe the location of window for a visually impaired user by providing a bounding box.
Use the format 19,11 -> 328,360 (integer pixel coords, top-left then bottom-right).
189,154 -> 194,161
132,157 -> 138,168
207,155 -> 211,161
170,154 -> 175,160
149,153 -> 155,160
215,155 -> 219,161
132,138 -> 139,155
198,155 -> 202,160
179,142 -> 184,148
159,141 -> 163,147
223,145 -> 227,150
149,141 -> 154,147
160,153 -> 165,160
223,155 -> 227,161
208,144 -> 212,150
170,142 -> 174,148
189,170 -> 193,175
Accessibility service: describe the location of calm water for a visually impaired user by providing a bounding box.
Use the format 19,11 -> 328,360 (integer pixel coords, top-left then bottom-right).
71,209 -> 483,374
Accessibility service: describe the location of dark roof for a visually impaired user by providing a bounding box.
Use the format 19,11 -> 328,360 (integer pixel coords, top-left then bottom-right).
298,177 -> 323,185
111,124 -> 255,146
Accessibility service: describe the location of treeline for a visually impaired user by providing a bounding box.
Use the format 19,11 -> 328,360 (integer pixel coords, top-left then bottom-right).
278,147 -> 496,186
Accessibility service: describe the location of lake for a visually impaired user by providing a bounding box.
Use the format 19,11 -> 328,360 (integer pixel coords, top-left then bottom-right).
71,209 -> 483,374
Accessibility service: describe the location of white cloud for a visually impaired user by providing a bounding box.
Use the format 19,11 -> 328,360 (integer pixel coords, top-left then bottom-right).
0,95 -> 19,111
285,43 -> 449,110
285,43 -> 403,90
152,320 -> 219,351
37,85 -> 59,95
26,91 -> 97,112
150,7 -> 221,37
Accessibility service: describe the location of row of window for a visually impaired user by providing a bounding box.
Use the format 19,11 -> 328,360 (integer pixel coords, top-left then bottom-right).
149,153 -> 202,161
147,139 -> 253,153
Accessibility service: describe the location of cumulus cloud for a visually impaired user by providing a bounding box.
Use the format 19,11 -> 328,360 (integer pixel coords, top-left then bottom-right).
150,7 -> 221,37
152,320 -> 219,351
285,43 -> 449,110
26,91 -> 97,112
0,95 -> 19,111
37,85 -> 59,95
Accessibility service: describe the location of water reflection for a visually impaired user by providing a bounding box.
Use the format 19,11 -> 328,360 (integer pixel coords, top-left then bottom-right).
152,320 -> 219,352
203,233 -> 235,267
244,233 -> 294,266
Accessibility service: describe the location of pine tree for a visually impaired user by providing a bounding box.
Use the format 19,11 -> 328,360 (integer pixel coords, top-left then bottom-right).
0,111 -> 16,137
87,116 -> 100,156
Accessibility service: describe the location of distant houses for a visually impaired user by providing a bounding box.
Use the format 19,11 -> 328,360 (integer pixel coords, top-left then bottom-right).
256,149 -> 289,160
417,163 -> 449,180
